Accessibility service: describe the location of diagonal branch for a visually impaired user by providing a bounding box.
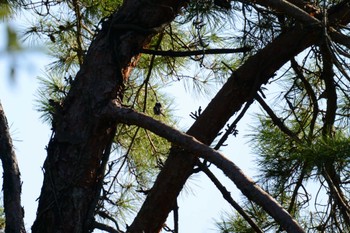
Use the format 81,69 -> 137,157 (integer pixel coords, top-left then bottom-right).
255,94 -> 301,142
261,0 -> 321,25
197,161 -> 264,233
102,102 -> 305,233
329,30 -> 350,50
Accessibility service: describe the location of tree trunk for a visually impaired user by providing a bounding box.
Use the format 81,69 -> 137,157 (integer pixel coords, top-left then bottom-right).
31,1 -> 184,232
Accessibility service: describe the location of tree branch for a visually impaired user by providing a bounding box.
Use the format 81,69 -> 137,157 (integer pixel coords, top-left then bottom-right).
0,101 -> 26,233
255,94 -> 301,143
102,102 -> 305,233
93,221 -> 123,233
290,58 -> 319,139
140,47 -> 252,57
329,30 -> 350,50
214,99 -> 253,150
253,0 -> 321,25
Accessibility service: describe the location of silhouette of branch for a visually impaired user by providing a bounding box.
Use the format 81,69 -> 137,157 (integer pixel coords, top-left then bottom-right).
140,47 -> 252,57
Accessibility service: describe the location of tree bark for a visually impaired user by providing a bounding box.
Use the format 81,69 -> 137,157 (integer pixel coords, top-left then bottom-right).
0,101 -> 26,233
129,2 -> 350,231
31,0 -> 185,232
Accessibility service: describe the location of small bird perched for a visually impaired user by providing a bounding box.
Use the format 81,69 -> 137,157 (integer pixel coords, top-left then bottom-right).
153,102 -> 164,116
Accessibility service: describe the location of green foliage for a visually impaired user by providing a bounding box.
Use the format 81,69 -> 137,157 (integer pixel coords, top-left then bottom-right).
240,60 -> 350,231
0,0 -> 16,19
296,134 -> 350,168
216,213 -> 256,233
251,116 -> 350,186
216,210 -> 261,233
35,73 -> 70,124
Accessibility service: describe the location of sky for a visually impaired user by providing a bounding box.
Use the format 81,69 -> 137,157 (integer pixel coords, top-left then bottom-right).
0,21 -> 260,232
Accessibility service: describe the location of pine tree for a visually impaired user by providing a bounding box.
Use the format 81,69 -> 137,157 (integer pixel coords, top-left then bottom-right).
0,0 -> 350,232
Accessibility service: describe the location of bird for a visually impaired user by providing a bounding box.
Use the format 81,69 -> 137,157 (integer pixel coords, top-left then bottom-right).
153,102 -> 164,116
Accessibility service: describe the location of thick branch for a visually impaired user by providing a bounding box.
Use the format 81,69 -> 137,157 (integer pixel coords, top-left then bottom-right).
330,30 -> 350,50
130,1 -> 350,228
262,0 -> 320,25
102,103 -> 305,233
320,42 -> 337,136
0,101 -> 26,233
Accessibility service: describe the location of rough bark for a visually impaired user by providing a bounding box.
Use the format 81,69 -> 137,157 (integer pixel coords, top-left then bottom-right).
0,101 -> 26,233
129,2 -> 350,232
31,0 -> 185,232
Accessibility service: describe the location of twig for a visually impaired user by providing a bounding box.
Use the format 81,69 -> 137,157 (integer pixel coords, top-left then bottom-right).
255,94 -> 301,143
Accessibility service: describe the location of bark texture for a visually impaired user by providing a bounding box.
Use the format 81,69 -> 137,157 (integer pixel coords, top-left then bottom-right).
129,2 -> 350,232
0,101 -> 26,233
31,0 -> 185,232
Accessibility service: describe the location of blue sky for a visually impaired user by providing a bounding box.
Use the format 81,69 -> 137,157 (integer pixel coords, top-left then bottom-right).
0,22 -> 259,232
